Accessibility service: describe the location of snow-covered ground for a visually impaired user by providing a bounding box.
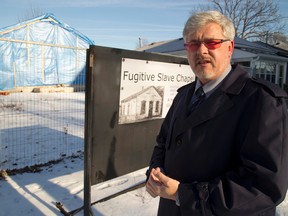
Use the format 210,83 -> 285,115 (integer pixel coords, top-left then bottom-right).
0,154 -> 158,216
0,92 -> 288,215
1,155 -> 288,216
0,91 -> 158,215
0,92 -> 84,170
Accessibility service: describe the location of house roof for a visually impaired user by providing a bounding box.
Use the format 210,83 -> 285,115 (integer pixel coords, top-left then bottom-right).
232,49 -> 258,62
121,86 -> 162,103
141,38 -> 185,54
0,13 -> 95,46
140,37 -> 288,63
253,41 -> 288,57
136,39 -> 174,51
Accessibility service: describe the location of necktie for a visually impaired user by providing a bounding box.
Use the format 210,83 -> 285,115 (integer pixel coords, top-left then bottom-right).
188,87 -> 205,115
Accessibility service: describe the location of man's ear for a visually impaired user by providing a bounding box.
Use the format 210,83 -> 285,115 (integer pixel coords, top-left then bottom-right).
228,40 -> 234,57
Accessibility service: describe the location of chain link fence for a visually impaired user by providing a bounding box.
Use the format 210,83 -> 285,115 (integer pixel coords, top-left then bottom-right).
0,40 -> 86,171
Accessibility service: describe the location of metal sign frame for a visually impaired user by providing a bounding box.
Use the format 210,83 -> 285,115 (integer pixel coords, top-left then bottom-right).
84,45 -> 190,215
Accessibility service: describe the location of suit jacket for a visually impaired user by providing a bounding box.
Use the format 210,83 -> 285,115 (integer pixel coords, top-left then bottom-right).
148,65 -> 288,216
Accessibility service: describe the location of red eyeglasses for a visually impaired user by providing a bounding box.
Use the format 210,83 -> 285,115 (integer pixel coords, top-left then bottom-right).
184,39 -> 230,51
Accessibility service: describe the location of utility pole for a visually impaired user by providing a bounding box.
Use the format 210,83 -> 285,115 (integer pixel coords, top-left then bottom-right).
139,37 -> 142,48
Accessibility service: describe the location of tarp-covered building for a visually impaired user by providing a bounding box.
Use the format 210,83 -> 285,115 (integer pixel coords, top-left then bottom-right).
0,13 -> 94,91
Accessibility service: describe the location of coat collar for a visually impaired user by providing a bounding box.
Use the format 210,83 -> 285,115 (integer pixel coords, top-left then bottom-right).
173,65 -> 250,137
221,64 -> 250,95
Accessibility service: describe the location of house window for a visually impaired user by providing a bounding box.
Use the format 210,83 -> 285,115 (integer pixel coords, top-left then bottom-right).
155,101 -> 160,113
140,100 -> 146,115
254,61 -> 275,83
278,65 -> 284,88
122,105 -> 125,115
127,104 -> 130,115
238,62 -> 250,67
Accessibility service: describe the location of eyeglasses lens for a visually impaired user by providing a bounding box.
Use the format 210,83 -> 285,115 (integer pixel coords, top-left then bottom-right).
185,40 -> 226,51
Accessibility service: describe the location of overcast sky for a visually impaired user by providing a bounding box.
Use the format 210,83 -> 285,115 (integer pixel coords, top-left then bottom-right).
1,0 -> 288,50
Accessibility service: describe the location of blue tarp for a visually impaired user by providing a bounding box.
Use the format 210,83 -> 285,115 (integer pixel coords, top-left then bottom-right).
0,13 -> 95,90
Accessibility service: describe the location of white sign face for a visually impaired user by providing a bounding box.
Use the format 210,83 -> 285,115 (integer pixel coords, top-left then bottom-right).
119,58 -> 194,124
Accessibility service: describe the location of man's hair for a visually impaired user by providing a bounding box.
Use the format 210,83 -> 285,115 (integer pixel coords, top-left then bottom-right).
183,11 -> 235,42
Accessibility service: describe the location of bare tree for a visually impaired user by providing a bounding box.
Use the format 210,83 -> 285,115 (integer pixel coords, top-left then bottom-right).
266,32 -> 288,50
203,0 -> 285,41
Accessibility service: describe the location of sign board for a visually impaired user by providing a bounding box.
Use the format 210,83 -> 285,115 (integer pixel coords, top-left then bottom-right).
85,45 -> 192,186
119,58 -> 193,124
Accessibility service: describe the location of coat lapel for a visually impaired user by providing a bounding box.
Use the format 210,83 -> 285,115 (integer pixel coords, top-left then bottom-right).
173,65 -> 249,138
173,88 -> 234,137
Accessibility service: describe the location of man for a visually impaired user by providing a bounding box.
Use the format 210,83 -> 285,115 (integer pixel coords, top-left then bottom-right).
146,11 -> 288,216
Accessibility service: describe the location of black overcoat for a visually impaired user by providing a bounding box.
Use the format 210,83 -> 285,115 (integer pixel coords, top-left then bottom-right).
148,65 -> 288,216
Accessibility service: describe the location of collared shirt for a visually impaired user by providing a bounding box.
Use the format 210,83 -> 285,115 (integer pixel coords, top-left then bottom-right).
194,65 -> 232,98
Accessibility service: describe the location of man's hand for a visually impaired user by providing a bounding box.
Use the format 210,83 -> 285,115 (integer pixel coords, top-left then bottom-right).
146,167 -> 180,200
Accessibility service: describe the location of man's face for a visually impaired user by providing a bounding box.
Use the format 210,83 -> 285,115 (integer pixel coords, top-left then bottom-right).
186,22 -> 234,84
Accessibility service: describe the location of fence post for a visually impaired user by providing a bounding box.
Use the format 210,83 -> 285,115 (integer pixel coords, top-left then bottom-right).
84,48 -> 94,216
